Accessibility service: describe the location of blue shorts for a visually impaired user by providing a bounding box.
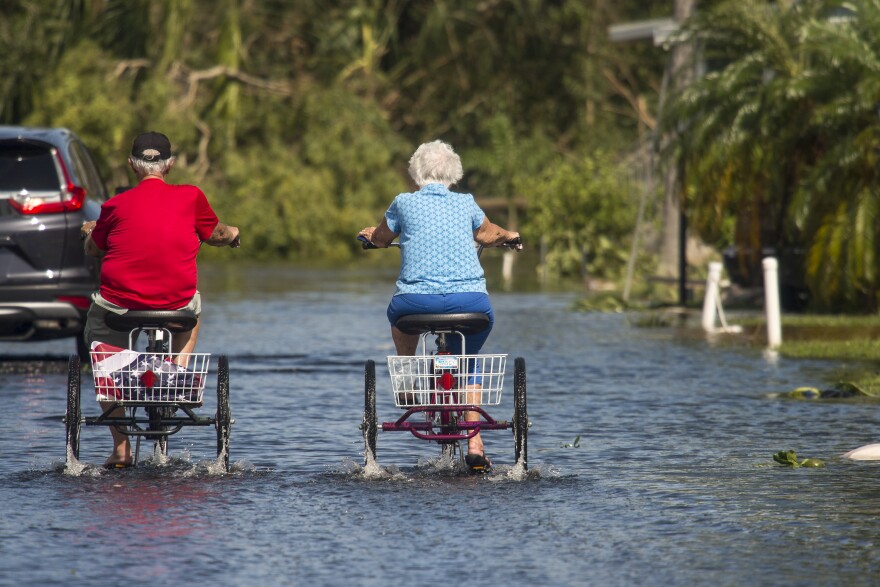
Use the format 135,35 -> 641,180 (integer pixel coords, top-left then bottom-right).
387,292 -> 494,355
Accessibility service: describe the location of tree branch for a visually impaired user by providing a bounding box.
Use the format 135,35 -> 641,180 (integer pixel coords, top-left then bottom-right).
602,67 -> 656,130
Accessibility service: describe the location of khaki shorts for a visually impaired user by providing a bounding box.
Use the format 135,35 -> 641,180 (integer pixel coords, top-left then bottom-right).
84,291 -> 202,349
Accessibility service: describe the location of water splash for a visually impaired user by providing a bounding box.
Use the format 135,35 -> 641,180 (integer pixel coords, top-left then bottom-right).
487,461 -> 560,482
335,455 -> 408,480
61,449 -> 102,477
361,450 -> 386,479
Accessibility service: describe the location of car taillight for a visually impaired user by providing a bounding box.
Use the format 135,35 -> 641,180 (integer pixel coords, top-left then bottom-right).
8,150 -> 86,214
9,184 -> 86,214
57,295 -> 91,310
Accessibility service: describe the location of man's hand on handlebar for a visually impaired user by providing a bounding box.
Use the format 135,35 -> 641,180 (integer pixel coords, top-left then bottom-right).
80,220 -> 97,241
206,222 -> 240,247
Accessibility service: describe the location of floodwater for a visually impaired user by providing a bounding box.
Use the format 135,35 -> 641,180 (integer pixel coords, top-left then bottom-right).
2,264 -> 880,586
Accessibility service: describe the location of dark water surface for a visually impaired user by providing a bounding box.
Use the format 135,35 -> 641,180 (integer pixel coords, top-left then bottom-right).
2,265 -> 880,586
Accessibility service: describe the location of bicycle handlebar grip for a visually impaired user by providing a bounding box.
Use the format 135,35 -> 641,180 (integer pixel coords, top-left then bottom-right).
358,235 -> 379,249
230,236 -> 241,248
502,236 -> 523,250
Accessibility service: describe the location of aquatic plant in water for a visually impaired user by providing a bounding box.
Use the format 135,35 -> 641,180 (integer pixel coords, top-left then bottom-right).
782,382 -> 876,400
773,450 -> 824,468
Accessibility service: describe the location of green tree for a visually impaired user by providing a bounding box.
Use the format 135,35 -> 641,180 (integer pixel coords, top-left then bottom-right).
0,0 -> 668,271
661,0 -> 823,287
520,152 -> 636,283
791,1 -> 880,310
23,41 -> 137,185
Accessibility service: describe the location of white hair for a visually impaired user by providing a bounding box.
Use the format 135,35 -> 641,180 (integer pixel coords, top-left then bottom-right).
408,140 -> 464,187
129,156 -> 175,177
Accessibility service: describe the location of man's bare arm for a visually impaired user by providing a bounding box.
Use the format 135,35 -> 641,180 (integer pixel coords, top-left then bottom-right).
205,222 -> 240,246
474,217 -> 519,247
81,221 -> 105,258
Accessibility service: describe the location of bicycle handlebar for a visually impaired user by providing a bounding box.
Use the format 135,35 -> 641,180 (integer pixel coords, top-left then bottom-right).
500,236 -> 523,250
358,234 -> 522,251
358,235 -> 399,250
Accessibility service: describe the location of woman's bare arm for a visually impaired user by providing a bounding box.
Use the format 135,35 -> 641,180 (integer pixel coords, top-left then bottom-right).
474,217 -> 519,247
358,218 -> 398,248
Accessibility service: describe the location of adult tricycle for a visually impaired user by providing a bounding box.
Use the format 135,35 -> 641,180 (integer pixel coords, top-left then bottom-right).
64,310 -> 232,471
359,237 -> 528,472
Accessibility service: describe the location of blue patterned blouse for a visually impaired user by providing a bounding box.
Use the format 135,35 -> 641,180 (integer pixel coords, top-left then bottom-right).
384,183 -> 487,295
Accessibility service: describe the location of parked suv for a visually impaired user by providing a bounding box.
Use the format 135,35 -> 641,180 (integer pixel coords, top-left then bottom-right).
0,126 -> 110,357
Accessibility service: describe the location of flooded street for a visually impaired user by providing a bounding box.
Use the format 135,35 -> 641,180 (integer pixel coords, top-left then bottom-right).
2,264 -> 879,586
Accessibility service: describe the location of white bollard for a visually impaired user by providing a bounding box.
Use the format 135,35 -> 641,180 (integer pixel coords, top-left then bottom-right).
702,262 -> 723,332
763,257 -> 782,349
502,249 -> 514,289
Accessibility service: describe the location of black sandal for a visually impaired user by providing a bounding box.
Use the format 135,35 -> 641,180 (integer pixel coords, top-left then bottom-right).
465,453 -> 492,473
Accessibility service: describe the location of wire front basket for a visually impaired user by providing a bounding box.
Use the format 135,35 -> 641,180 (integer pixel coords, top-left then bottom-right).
90,346 -> 210,404
387,354 -> 506,408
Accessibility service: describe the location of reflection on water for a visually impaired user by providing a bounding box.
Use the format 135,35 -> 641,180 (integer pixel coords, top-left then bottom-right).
2,265 -> 880,585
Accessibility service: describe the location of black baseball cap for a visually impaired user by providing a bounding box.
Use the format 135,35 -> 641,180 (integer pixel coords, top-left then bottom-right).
131,131 -> 172,161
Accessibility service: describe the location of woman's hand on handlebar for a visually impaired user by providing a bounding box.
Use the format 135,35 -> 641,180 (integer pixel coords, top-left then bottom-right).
358,226 -> 377,247
500,234 -> 523,250
357,234 -> 378,249
359,221 -> 399,249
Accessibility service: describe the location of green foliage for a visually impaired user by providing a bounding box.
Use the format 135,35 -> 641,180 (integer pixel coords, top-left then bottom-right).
520,153 -> 636,280
664,0 -> 880,311
773,450 -> 824,468
662,0 -> 818,253
790,1 -> 880,310
0,0 -> 672,275
23,41 -> 137,183
206,144 -> 345,261
297,87 -> 409,212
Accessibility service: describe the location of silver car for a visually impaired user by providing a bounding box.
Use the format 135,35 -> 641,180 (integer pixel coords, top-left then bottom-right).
0,126 -> 109,358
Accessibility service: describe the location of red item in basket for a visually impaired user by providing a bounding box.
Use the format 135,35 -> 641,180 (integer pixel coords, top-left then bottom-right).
91,341 -> 141,399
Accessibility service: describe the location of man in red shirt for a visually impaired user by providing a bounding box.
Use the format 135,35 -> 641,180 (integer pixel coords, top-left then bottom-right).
82,131 -> 240,467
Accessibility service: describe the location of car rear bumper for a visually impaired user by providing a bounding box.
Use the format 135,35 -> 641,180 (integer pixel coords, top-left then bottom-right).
0,302 -> 86,340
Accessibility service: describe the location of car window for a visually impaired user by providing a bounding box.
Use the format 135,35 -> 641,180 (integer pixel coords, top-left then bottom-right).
70,140 -> 108,201
0,143 -> 61,192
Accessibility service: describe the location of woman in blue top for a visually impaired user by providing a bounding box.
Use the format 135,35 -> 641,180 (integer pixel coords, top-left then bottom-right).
359,140 -> 519,470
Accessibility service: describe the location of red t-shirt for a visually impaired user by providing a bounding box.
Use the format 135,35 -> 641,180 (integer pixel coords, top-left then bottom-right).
91,179 -> 219,310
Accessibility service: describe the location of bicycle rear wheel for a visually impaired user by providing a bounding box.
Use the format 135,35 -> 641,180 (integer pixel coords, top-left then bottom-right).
65,354 -> 81,462
216,354 -> 231,472
147,407 -> 169,457
363,360 -> 377,463
513,357 -> 528,469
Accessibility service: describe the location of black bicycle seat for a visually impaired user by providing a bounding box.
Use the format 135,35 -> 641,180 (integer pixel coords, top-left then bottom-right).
394,313 -> 490,335
105,310 -> 198,333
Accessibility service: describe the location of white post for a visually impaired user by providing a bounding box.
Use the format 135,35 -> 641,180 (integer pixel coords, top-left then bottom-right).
763,257 -> 782,349
502,250 -> 514,289
702,262 -> 723,332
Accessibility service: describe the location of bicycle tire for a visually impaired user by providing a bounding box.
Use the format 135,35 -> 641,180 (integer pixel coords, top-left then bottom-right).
216,354 -> 231,472
147,407 -> 169,458
363,360 -> 377,463
65,354 -> 81,462
513,357 -> 528,470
